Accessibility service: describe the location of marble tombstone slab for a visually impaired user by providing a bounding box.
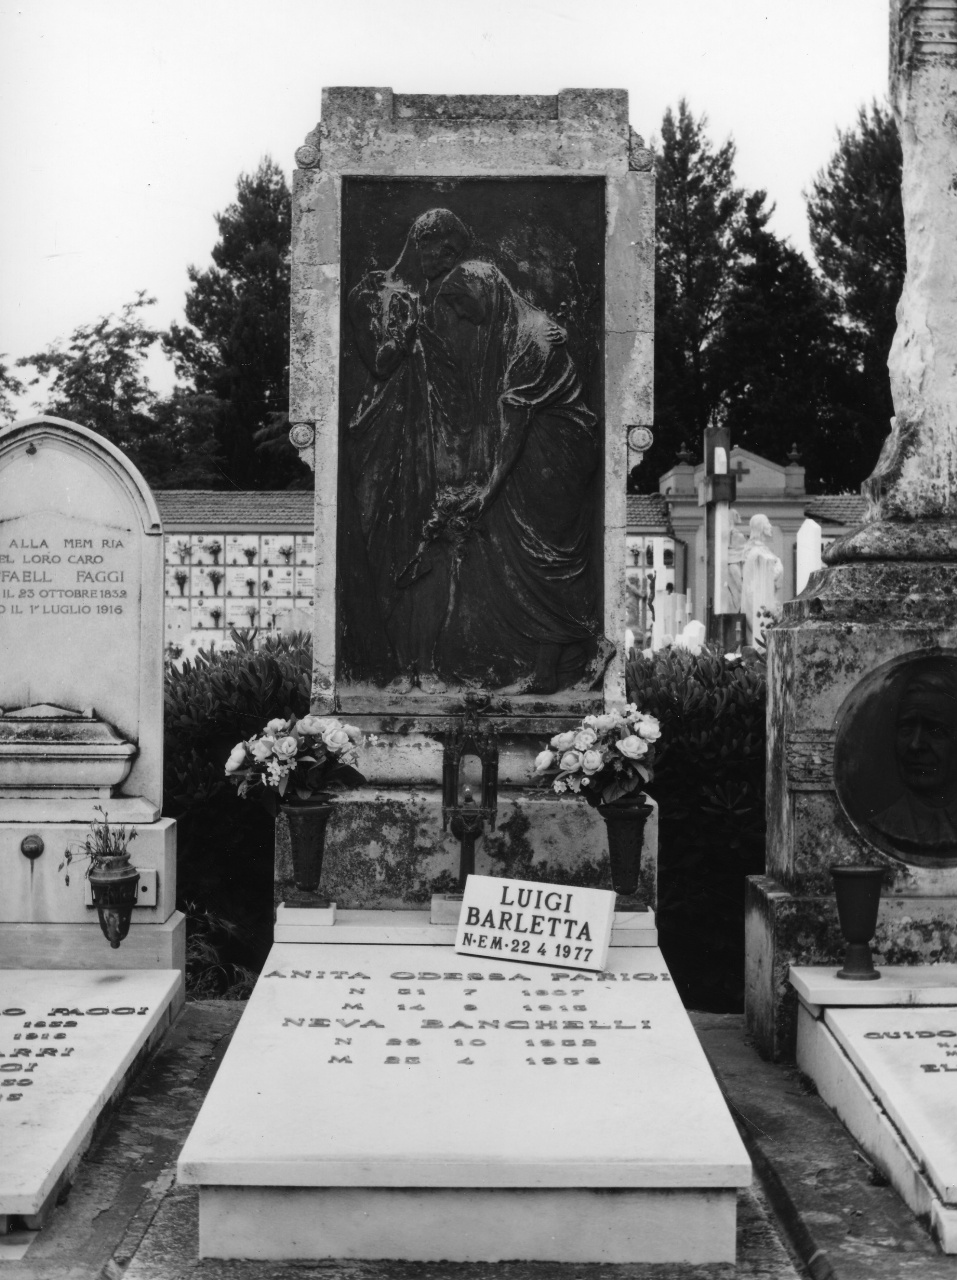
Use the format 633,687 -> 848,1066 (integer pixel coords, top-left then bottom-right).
179,927 -> 751,1263
283,88 -> 657,904
0,969 -> 180,1229
0,416 -> 184,973
793,971 -> 957,1252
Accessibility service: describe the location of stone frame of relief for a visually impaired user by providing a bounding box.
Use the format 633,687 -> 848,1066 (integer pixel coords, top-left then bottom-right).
289,88 -> 654,726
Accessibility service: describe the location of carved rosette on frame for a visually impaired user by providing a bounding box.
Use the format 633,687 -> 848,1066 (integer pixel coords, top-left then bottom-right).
288,422 -> 315,472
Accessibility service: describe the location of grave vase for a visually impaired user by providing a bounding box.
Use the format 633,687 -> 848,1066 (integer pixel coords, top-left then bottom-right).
282,800 -> 334,894
88,853 -> 141,949
597,794 -> 652,898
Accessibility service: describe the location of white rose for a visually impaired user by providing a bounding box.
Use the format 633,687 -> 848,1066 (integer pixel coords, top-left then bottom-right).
550,730 -> 576,751
273,735 -> 299,759
635,718 -> 661,742
250,738 -> 275,762
343,724 -> 362,744
616,735 -> 649,760
265,718 -> 288,734
594,713 -> 620,731
533,749 -> 556,774
581,749 -> 603,775
323,727 -> 352,752
313,717 -> 342,734
296,714 -> 324,735
224,744 -> 247,775
559,749 -> 584,773
573,728 -> 597,750
582,715 -> 599,728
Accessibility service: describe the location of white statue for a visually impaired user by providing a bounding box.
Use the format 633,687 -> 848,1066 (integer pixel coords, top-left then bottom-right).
726,509 -> 748,613
741,514 -> 783,649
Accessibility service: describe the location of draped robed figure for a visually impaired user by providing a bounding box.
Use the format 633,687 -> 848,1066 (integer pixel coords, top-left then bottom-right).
342,209 -> 601,692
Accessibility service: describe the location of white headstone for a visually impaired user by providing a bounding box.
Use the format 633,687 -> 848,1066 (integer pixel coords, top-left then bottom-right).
0,417 -> 164,812
795,517 -> 823,594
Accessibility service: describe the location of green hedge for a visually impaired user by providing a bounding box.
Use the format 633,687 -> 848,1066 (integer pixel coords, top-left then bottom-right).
626,645 -> 767,1010
164,631 -> 312,995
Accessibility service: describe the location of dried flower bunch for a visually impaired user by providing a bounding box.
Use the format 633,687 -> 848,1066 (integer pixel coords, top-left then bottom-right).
533,705 -> 661,807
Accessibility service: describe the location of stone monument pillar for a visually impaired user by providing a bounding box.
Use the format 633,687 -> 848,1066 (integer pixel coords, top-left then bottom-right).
746,0 -> 957,1058
282,89 -> 657,905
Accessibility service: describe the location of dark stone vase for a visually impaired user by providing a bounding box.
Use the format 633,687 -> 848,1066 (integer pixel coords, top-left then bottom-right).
88,854 -> 141,949
282,801 -> 334,894
597,795 -> 652,899
832,865 -> 884,980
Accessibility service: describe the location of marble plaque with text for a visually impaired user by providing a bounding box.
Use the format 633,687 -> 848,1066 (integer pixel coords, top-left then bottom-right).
455,875 -> 614,973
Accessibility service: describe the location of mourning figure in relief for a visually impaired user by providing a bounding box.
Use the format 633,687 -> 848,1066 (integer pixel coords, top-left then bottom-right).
345,209 -> 600,693
871,659 -> 957,855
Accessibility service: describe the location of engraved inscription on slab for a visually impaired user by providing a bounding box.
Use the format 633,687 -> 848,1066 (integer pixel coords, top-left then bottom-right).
835,654 -> 957,867
828,1005 -> 957,1203
337,178 -> 605,696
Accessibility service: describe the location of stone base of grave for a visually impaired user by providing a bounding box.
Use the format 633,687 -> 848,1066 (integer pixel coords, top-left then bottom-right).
196,1185 -> 737,1264
791,965 -> 957,1253
744,875 -> 957,1060
275,789 -> 658,911
0,911 -> 186,974
0,969 -> 182,1230
177,912 -> 750,1264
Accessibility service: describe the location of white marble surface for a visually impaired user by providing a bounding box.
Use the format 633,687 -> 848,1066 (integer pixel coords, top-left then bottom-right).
0,969 -> 180,1215
455,875 -> 615,973
0,418 -> 165,810
274,907 -> 657,948
178,941 -> 750,1190
198,1184 -> 737,1264
825,1004 -> 957,1204
791,964 -> 957,1007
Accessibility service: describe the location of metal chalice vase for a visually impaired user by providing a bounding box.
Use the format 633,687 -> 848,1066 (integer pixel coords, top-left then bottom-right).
831,865 -> 884,980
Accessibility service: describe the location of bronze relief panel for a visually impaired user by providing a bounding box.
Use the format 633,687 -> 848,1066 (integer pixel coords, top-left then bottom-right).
834,653 -> 957,867
336,177 -> 605,697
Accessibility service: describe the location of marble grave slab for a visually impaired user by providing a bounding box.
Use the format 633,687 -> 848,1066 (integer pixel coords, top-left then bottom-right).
0,969 -> 181,1220
178,933 -> 750,1263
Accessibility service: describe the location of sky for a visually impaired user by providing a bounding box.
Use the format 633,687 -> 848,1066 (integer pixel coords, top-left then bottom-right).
0,0 -> 888,411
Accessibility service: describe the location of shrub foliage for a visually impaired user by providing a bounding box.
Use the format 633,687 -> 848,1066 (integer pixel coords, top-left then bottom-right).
626,646 -> 767,1011
164,631 -> 312,993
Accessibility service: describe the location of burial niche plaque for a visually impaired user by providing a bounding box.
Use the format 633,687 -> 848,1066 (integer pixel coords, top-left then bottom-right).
835,654 -> 957,867
337,178 -> 605,696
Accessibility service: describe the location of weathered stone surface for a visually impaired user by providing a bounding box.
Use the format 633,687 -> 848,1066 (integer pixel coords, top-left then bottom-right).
276,789 -> 657,913
828,1 -> 957,559
745,875 -> 957,1061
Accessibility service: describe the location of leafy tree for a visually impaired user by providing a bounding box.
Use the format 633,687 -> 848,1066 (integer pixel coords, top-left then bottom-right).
16,294 -> 223,488
806,102 -> 905,487
710,194 -> 845,490
164,158 -> 307,489
0,357 -> 24,423
646,101 -> 749,481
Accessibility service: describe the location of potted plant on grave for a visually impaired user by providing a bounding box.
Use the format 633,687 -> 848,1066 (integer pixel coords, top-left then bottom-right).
278,544 -> 294,565
243,546 -> 257,565
174,569 -> 189,596
60,807 -> 140,949
208,568 -> 224,595
245,577 -> 256,596
225,716 -> 365,897
246,606 -> 257,625
206,540 -> 223,566
210,606 -> 223,628
175,540 -> 191,565
532,705 -> 661,901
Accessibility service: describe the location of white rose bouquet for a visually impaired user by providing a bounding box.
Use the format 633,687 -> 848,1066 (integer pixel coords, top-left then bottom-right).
532,705 -> 661,808
225,714 -> 365,815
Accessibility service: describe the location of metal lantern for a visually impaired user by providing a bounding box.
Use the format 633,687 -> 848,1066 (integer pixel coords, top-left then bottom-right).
88,855 -> 141,949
